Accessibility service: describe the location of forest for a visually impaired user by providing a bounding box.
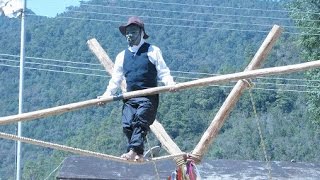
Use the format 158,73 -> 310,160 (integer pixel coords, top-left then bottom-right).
0,0 -> 319,179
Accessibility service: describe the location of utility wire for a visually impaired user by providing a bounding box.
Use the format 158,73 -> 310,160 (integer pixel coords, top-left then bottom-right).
0,63 -> 108,78
0,53 -> 101,66
0,58 -> 106,73
1,63 -> 318,93
28,56 -> 102,67
112,0 -> 320,16
253,81 -> 319,88
1,54 -> 320,84
80,3 -> 320,23
172,71 -> 320,83
76,2 -> 320,34
69,10 -> 320,31
25,13 -> 320,36
172,75 -> 319,89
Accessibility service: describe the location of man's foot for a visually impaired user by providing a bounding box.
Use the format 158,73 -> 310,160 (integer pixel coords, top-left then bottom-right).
134,154 -> 144,162
121,149 -> 137,161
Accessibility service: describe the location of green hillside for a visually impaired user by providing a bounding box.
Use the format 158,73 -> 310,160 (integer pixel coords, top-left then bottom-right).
0,0 -> 319,179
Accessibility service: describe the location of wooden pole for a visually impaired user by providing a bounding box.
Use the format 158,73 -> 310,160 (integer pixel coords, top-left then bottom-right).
87,38 -> 182,155
191,25 -> 283,163
0,59 -> 320,125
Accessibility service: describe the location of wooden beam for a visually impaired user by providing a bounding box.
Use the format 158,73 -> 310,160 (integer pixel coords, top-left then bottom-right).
87,38 -> 182,155
191,25 -> 283,163
1,59 -> 320,126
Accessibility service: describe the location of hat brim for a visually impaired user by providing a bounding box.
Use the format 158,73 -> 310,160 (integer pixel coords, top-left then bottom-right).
119,24 -> 149,39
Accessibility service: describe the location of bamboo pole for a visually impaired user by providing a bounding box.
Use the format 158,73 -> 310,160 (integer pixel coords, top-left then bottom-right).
87,38 -> 182,155
1,60 -> 320,125
191,25 -> 283,163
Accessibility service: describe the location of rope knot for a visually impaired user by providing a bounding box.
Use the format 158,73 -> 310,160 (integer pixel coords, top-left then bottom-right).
187,153 -> 202,164
242,79 -> 254,89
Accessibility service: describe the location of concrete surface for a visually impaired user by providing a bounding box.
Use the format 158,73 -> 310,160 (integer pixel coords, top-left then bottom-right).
57,156 -> 320,180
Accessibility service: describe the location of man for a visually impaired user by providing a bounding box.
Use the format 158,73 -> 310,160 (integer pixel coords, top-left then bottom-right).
99,16 -> 175,161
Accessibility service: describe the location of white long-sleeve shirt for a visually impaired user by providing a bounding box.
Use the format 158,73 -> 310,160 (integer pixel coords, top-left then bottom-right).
102,39 -> 175,96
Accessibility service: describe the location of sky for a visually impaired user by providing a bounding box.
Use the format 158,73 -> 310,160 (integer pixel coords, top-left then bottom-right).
27,0 -> 83,17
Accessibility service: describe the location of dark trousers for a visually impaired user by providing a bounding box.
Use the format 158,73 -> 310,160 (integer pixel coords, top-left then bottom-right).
122,95 -> 159,155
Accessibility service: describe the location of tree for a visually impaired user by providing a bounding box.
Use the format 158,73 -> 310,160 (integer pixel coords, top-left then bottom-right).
289,0 -> 320,128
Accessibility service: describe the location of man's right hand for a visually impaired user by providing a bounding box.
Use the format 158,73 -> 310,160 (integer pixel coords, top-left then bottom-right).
97,91 -> 111,106
168,83 -> 178,93
97,95 -> 106,106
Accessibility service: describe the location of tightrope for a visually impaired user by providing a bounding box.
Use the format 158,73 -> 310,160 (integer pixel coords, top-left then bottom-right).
0,132 -> 186,164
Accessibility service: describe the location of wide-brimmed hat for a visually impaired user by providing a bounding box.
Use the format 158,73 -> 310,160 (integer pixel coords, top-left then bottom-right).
119,16 -> 149,39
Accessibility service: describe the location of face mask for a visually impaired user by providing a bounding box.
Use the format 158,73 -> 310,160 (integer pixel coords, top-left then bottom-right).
125,25 -> 142,47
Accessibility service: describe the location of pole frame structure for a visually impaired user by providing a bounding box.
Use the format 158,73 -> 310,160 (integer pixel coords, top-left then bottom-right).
17,0 -> 26,179
191,25 -> 283,163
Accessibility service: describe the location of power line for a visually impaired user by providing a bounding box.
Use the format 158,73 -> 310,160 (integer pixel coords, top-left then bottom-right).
253,81 -> 319,88
114,0 -> 320,16
175,77 -> 319,93
28,56 -> 102,67
25,13 -> 270,34
171,70 -> 320,83
80,3 -> 320,23
0,63 -> 318,93
0,63 -> 108,78
69,10 -> 320,31
252,87 -> 319,94
81,3 -> 290,21
75,2 -> 320,34
25,13 -> 320,36
0,58 -> 106,73
0,53 -> 102,67
2,54 -> 320,84
257,76 -> 320,83
0,53 -> 20,58
23,0 -> 320,34
173,75 -> 319,89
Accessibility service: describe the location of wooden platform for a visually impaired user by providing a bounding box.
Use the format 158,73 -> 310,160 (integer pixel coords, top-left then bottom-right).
56,155 -> 176,179
57,156 -> 320,180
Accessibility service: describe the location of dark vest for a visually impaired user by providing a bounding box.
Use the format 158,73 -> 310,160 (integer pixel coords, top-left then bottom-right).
123,43 -> 157,92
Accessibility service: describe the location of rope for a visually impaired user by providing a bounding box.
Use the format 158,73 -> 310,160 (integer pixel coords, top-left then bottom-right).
43,160 -> 64,180
0,132 -> 186,165
173,155 -> 189,179
242,79 -> 254,89
174,157 -> 186,166
146,136 -> 160,180
188,152 -> 202,164
248,88 -> 272,180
